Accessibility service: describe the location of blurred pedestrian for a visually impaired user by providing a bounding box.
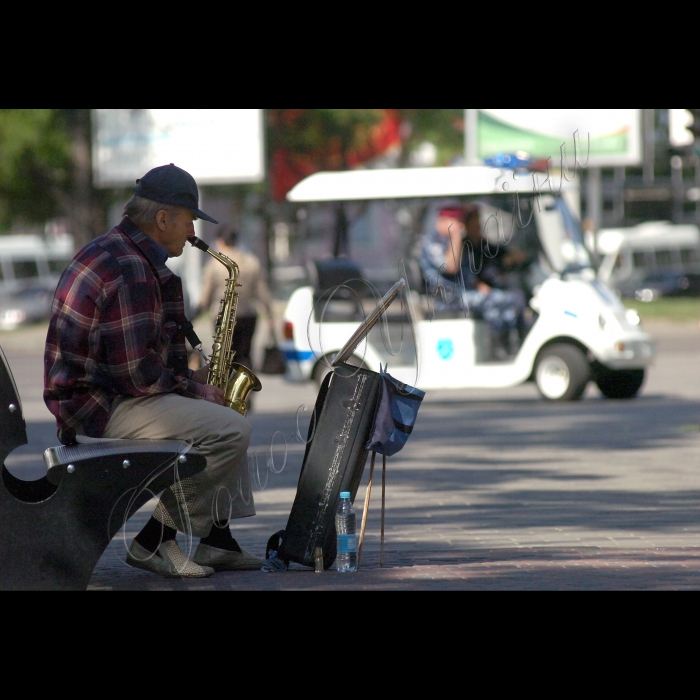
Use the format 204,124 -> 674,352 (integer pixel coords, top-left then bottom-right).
419,203 -> 526,359
197,224 -> 275,373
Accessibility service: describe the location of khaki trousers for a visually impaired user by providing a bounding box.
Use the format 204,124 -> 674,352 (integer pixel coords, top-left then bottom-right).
103,393 -> 254,538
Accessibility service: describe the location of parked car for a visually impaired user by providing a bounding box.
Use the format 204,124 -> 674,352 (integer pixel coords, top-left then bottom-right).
632,271 -> 700,302
0,233 -> 73,330
0,285 -> 55,330
0,233 -> 73,293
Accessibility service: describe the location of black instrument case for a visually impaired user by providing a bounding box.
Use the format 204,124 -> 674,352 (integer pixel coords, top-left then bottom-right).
271,362 -> 381,569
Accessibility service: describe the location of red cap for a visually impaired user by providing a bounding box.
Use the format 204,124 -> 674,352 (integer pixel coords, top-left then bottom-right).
438,204 -> 478,222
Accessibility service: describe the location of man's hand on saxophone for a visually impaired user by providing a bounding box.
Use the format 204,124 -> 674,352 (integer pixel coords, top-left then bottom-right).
191,364 -> 225,405
191,364 -> 211,384
201,385 -> 225,406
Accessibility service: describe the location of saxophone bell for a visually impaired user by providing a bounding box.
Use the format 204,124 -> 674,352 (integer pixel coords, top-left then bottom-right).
225,362 -> 262,416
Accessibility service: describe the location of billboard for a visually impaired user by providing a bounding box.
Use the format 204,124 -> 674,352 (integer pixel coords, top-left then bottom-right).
92,109 -> 265,187
466,109 -> 642,167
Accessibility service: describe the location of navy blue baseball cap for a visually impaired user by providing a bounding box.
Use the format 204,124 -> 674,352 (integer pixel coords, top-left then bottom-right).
133,163 -> 219,224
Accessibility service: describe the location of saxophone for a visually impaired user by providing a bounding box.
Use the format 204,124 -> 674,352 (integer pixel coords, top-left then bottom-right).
187,235 -> 262,416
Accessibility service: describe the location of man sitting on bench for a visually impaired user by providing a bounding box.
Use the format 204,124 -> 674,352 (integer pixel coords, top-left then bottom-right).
43,164 -> 264,578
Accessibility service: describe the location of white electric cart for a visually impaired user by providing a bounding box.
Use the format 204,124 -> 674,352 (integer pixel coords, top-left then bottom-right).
279,166 -> 656,401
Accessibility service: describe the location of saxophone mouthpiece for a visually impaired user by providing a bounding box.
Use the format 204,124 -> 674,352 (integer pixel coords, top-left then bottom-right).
187,236 -> 209,252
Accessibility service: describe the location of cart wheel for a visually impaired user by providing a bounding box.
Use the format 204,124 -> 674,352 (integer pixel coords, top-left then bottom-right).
594,367 -> 645,399
535,344 -> 590,401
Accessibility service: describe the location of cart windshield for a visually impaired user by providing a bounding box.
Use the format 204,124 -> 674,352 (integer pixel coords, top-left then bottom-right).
282,177 -> 591,297
534,194 -> 593,274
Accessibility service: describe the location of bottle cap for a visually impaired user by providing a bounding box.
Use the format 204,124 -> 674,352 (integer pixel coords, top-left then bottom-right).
340,491 -> 351,499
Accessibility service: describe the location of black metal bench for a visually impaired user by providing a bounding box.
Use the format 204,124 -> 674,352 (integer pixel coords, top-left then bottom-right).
0,346 -> 207,591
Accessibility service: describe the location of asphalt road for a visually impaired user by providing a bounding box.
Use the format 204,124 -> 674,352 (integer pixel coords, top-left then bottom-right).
3,319 -> 700,590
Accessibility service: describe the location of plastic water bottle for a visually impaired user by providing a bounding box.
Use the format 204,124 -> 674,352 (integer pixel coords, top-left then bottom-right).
335,491 -> 357,572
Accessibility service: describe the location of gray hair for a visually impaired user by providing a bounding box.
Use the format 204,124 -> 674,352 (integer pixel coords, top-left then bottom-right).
123,195 -> 181,230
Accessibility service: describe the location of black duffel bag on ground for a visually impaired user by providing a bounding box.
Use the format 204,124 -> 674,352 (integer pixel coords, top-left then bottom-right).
259,327 -> 287,375
260,344 -> 286,374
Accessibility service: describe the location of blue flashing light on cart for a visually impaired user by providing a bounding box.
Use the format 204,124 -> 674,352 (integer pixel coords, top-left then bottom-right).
484,152 -> 532,169
484,152 -> 550,172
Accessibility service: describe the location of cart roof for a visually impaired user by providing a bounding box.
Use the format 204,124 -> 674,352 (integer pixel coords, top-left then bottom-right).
286,165 -> 566,202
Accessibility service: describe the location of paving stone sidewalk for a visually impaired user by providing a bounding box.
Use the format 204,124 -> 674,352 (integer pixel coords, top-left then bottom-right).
86,546 -> 700,591
5,319 -> 700,591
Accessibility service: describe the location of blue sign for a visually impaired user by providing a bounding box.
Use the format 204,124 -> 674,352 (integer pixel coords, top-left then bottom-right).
437,339 -> 454,360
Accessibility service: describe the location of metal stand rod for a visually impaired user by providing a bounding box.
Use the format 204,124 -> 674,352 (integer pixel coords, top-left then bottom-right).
357,451 -> 376,569
380,453 -> 386,567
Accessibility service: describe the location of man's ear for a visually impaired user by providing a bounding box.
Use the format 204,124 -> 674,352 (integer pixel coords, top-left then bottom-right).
156,209 -> 169,231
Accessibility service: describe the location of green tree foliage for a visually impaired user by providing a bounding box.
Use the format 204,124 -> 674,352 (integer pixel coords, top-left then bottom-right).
267,109 -> 464,169
267,109 -> 385,169
0,109 -> 466,242
264,110 -> 465,260
394,109 -> 465,166
0,109 -> 72,230
266,109 -> 465,202
0,109 -> 109,249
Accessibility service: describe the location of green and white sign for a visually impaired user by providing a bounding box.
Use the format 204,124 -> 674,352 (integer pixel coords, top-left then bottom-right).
466,109 -> 642,167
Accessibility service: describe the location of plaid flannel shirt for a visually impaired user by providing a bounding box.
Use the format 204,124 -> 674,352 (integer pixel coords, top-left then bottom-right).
44,216 -> 206,444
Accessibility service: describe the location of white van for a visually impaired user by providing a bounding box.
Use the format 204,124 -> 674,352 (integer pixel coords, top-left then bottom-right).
0,233 -> 74,329
596,221 -> 700,297
279,166 -> 656,401
0,233 -> 74,293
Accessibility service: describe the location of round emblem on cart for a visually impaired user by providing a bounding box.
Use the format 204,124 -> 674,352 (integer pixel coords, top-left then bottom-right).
437,339 -> 454,360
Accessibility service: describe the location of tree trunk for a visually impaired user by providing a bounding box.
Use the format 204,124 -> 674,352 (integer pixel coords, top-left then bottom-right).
65,110 -> 103,251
